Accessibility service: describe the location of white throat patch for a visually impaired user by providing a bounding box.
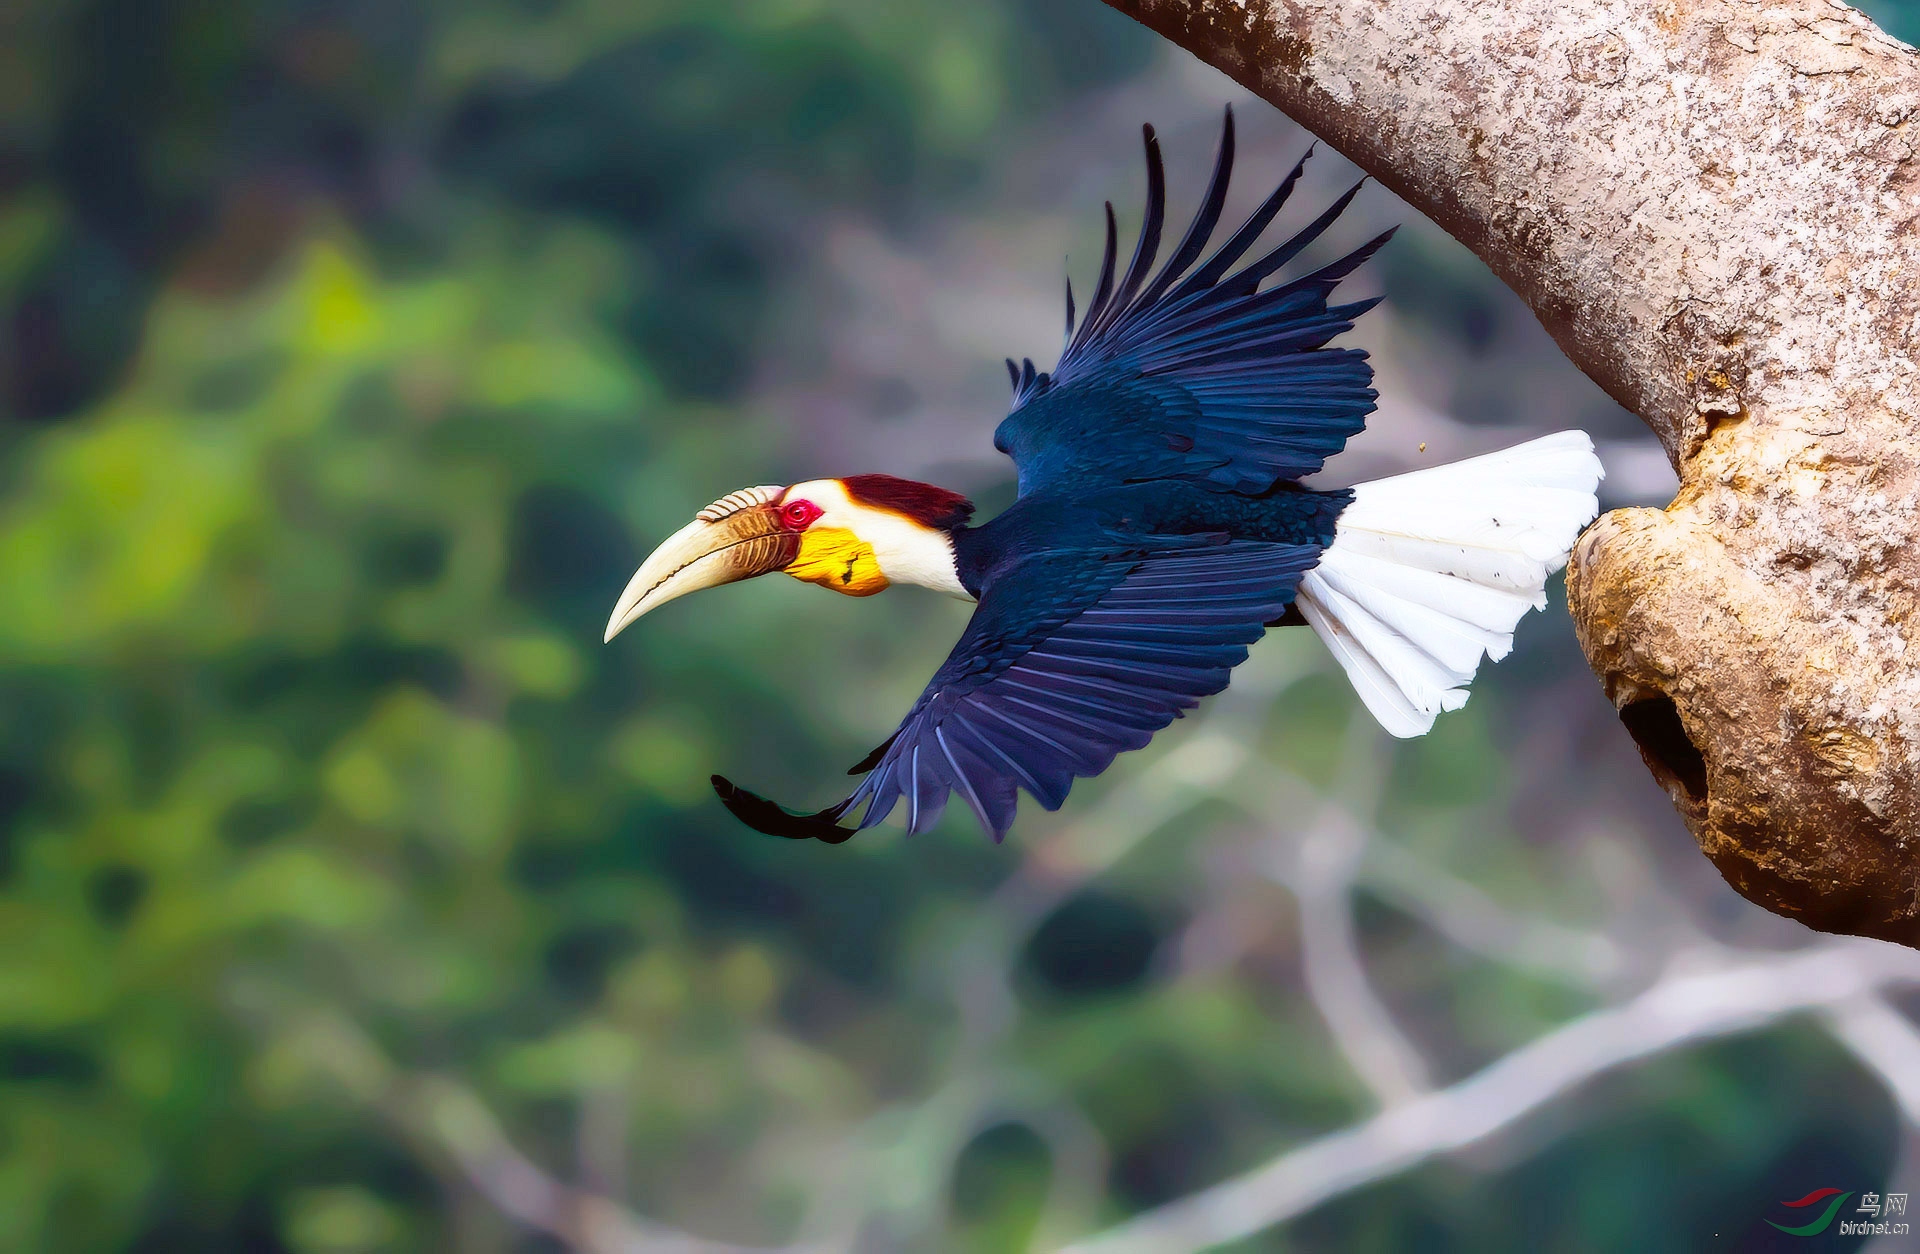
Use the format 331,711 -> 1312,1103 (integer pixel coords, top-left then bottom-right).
786,479 -> 972,600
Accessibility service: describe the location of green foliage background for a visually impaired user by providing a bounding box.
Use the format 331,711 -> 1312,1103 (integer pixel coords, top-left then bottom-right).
2,0 -> 1917,1250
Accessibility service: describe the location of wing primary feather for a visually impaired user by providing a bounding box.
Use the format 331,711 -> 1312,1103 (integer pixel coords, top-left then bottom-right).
1005,357 -> 1019,390
1064,272 -> 1076,342
847,732 -> 898,776
965,720 -> 1070,811
934,726 -> 995,837
997,691 -> 1116,738
1006,667 -> 1150,706
1133,105 -> 1235,311
906,745 -> 922,832
971,700 -> 1085,765
857,761 -> 897,827
1166,143 -> 1314,304
1068,202 -> 1121,356
951,709 -> 1051,799
1328,294 -> 1387,322
1022,651 -> 1215,689
1089,123 -> 1165,341
710,775 -> 859,843
1230,179 -> 1370,293
1270,226 -> 1399,295
995,674 -> 1143,719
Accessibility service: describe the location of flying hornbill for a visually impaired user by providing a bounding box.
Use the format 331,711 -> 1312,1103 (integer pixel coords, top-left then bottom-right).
604,110 -> 1603,844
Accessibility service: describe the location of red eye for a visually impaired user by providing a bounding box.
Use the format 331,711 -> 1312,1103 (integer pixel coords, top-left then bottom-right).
781,499 -> 821,530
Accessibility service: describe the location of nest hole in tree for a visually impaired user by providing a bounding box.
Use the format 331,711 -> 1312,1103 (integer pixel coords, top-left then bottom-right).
1619,694 -> 1708,805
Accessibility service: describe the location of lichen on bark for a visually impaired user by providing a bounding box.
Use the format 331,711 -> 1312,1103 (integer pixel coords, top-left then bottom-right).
1103,0 -> 1920,946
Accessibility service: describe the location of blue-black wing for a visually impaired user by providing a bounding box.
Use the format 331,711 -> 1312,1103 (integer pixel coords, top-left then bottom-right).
994,109 -> 1392,497
713,538 -> 1319,842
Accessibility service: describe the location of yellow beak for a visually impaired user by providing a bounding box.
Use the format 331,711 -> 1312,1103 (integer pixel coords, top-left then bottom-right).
603,487 -> 798,642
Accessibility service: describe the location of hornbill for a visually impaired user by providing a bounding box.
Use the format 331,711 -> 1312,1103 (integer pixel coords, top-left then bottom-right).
604,111 -> 1603,844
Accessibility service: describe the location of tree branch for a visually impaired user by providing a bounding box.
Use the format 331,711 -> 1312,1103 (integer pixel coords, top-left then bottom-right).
1272,805 -> 1433,1107
1061,940 -> 1920,1253
1359,835 -> 1627,989
276,1010 -> 805,1254
1098,0 -> 1920,945
1824,995 -> 1920,1124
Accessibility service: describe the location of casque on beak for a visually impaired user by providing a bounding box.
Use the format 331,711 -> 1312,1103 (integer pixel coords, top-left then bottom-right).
604,486 -> 798,642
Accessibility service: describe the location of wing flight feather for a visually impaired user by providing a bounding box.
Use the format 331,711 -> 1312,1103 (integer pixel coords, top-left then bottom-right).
714,540 -> 1320,842
995,109 -> 1392,496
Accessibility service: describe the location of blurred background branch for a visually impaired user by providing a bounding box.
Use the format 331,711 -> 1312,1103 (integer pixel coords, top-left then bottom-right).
262,1006 -> 798,1254
1066,942 -> 1920,1252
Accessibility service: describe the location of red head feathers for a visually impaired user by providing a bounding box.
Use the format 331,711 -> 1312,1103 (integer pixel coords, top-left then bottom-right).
841,474 -> 975,531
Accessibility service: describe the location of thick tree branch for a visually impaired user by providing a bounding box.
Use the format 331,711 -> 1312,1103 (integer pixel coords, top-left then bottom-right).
1100,0 -> 1920,945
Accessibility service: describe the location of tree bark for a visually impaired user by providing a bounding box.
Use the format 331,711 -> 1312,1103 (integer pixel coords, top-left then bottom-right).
1099,0 -> 1920,946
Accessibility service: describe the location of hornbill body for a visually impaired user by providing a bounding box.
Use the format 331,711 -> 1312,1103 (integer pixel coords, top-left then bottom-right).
605,112 -> 1603,844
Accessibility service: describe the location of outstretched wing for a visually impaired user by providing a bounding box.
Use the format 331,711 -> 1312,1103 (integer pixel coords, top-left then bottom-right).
713,539 -> 1319,842
995,109 -> 1392,497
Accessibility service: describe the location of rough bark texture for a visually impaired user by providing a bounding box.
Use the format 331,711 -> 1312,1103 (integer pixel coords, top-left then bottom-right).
1101,0 -> 1920,946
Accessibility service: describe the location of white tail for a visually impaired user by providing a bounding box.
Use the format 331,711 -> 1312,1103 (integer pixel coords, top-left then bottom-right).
1299,431 -> 1604,737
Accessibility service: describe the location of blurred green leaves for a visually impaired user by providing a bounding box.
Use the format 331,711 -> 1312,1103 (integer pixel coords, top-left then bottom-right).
0,2 -> 1165,1246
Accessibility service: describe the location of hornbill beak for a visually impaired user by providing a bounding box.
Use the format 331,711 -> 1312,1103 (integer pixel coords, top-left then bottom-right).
604,486 -> 797,642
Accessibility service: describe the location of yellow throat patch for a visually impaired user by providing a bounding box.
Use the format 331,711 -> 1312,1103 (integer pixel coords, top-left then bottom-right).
784,527 -> 890,596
